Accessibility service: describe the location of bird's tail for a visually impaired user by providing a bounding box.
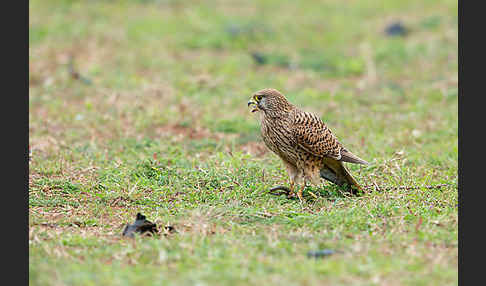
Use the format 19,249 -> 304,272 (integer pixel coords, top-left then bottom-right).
340,149 -> 369,165
320,158 -> 362,194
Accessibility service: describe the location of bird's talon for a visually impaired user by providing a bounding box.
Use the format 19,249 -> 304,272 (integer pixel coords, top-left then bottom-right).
269,186 -> 291,196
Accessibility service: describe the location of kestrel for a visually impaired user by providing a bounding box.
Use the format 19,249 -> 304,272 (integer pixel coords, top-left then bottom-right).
247,88 -> 368,201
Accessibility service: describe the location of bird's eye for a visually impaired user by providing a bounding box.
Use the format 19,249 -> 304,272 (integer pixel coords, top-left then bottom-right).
256,95 -> 263,101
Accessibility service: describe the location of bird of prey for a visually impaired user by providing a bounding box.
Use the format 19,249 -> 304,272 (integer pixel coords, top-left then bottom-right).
247,88 -> 368,201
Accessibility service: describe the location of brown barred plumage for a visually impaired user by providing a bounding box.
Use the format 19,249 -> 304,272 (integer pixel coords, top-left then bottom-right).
247,88 -> 369,200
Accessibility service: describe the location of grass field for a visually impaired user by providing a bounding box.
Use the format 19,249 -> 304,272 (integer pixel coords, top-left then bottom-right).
29,0 -> 458,285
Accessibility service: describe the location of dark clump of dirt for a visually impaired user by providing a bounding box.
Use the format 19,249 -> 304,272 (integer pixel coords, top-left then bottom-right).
384,21 -> 409,37
307,249 -> 337,259
122,213 -> 158,238
163,225 -> 177,235
251,51 -> 267,65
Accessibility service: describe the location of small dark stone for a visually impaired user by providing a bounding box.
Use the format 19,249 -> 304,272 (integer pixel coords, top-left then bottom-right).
226,24 -> 243,37
307,249 -> 336,258
385,22 -> 408,37
251,52 -> 267,65
122,213 -> 158,238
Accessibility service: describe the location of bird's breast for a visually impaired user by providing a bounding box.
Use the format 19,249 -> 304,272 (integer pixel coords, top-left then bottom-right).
260,116 -> 300,163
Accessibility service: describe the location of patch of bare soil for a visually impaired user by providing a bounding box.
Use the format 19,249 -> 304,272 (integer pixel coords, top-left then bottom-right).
155,124 -> 237,142
240,141 -> 268,157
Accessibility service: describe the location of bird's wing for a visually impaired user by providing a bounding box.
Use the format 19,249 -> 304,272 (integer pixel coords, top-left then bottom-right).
292,111 -> 343,160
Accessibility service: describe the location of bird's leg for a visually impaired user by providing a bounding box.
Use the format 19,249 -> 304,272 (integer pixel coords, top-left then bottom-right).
297,182 -> 306,204
272,162 -> 298,199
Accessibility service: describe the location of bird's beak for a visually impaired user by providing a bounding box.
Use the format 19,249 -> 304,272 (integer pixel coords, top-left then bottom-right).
248,98 -> 259,113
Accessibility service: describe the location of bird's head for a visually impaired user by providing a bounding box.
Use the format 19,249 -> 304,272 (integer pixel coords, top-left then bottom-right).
247,88 -> 293,116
